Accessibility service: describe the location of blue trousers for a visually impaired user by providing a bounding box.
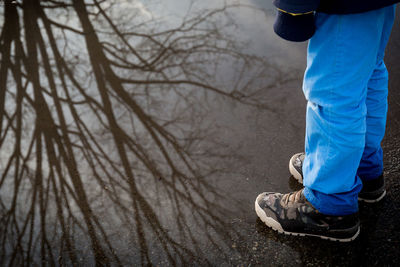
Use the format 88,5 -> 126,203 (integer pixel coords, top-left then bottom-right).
302,5 -> 396,215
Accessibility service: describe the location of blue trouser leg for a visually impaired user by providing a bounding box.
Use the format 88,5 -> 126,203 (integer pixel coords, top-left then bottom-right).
357,9 -> 395,181
302,5 -> 396,215
356,61 -> 389,181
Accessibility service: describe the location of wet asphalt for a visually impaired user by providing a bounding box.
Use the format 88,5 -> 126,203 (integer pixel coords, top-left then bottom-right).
0,1 -> 399,266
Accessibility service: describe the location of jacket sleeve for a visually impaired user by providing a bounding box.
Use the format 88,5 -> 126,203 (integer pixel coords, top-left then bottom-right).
272,0 -> 321,42
273,0 -> 320,14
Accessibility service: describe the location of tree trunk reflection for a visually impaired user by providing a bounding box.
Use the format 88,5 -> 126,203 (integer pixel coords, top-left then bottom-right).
0,0 -> 289,265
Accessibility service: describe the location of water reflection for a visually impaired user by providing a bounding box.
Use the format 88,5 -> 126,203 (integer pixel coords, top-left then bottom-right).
0,0 -> 288,265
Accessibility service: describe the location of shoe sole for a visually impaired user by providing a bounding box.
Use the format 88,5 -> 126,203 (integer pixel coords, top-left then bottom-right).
288,154 -> 386,203
289,153 -> 303,183
255,194 -> 360,242
358,190 -> 386,203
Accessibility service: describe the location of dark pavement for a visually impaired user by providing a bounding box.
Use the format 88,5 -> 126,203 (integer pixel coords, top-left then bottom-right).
0,1 -> 399,266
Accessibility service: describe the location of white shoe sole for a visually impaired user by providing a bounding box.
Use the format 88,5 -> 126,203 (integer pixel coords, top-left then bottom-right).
358,190 -> 386,203
255,193 -> 360,242
289,153 -> 303,183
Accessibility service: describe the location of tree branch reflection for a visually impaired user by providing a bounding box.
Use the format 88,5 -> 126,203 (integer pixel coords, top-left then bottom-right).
0,0 -> 288,265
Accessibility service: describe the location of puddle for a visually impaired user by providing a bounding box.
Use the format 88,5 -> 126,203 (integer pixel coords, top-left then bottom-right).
0,1 -> 399,266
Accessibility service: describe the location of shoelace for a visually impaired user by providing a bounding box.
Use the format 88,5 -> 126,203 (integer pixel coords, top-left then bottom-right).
294,154 -> 305,167
282,189 -> 304,205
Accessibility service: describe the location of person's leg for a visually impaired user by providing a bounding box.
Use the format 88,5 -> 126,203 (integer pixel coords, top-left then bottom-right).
302,6 -> 396,215
255,5 -> 396,242
357,6 -> 396,181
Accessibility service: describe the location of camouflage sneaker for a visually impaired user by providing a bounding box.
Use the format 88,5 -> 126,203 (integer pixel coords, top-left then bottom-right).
255,189 -> 360,242
289,152 -> 305,183
288,152 -> 386,203
358,174 -> 386,203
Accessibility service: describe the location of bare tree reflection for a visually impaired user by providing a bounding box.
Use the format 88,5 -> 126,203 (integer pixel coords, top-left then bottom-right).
0,0 -> 289,265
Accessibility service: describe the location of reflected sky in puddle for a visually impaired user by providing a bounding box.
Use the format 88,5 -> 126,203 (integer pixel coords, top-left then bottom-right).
0,1 -> 304,265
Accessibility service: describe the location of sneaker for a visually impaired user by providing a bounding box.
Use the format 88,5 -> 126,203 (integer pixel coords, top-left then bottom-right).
358,174 -> 386,203
255,189 -> 360,242
288,152 -> 386,203
289,152 -> 305,183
